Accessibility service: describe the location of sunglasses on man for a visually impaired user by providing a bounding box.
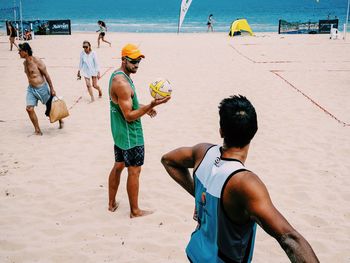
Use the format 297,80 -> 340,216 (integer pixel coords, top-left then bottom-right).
83,46 -> 89,49
125,57 -> 141,64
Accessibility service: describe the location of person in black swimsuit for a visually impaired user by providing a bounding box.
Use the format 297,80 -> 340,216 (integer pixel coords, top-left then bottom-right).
7,21 -> 18,51
97,20 -> 111,48
207,14 -> 214,32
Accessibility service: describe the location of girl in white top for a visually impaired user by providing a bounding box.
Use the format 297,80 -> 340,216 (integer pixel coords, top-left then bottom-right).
77,41 -> 102,102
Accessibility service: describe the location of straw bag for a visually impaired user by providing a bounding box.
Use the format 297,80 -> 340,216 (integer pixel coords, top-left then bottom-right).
49,96 -> 69,123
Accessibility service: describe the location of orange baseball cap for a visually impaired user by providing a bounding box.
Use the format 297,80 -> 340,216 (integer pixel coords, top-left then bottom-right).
121,44 -> 145,59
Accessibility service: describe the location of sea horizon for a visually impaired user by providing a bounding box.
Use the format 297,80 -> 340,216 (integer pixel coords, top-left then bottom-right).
1,0 -> 348,33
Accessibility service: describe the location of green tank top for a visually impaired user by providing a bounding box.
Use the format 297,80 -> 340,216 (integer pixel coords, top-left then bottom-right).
109,71 -> 144,150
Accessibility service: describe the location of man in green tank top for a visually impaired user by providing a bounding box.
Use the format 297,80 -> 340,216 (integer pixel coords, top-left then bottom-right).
108,43 -> 170,218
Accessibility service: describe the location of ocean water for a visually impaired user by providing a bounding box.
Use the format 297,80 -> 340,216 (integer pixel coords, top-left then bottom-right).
1,0 -> 348,33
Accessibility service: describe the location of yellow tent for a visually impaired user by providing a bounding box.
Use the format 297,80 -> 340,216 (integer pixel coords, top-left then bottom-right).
229,19 -> 254,37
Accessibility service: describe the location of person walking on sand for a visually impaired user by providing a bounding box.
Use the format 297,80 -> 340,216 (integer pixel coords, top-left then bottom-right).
19,43 -> 63,135
97,20 -> 111,48
161,95 -> 319,262
207,14 -> 214,32
7,21 -> 18,51
77,41 -> 102,103
108,43 -> 170,218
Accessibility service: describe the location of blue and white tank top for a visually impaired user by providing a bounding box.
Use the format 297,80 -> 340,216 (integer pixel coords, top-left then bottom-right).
186,145 -> 256,263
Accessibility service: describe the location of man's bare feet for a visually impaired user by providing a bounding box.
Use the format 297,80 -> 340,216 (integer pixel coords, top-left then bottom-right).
130,209 -> 154,218
89,97 -> 95,104
108,202 -> 120,212
34,130 -> 43,136
98,89 -> 102,97
59,120 -> 64,129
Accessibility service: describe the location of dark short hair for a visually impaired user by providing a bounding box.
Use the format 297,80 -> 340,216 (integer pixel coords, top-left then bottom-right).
219,95 -> 258,148
19,42 -> 33,56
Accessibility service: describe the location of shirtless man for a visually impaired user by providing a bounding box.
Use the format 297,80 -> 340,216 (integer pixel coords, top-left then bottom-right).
18,43 -> 63,135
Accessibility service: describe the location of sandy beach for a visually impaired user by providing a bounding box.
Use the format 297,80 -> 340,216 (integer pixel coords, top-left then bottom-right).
0,31 -> 349,262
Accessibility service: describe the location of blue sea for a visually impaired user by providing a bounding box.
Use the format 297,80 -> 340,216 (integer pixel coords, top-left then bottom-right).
0,0 -> 348,33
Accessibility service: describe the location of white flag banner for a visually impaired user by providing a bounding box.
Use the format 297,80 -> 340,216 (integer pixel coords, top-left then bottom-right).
178,0 -> 193,33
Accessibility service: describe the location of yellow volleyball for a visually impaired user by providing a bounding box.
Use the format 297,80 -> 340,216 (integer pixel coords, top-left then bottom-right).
149,78 -> 172,99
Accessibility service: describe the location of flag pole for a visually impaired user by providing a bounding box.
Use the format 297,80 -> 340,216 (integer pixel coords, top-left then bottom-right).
177,0 -> 182,34
13,0 -> 17,22
345,0 -> 350,39
19,0 -> 23,40
177,0 -> 192,34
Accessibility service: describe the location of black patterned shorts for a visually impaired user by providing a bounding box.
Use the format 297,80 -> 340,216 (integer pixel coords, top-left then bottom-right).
114,145 -> 144,167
